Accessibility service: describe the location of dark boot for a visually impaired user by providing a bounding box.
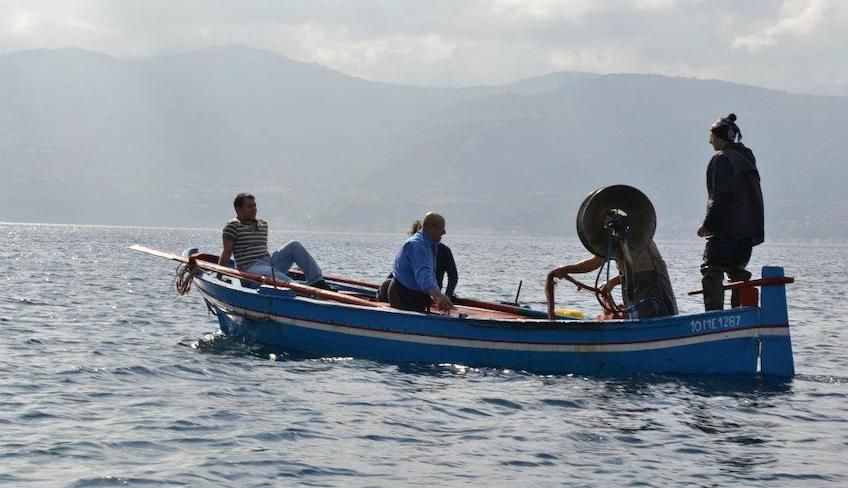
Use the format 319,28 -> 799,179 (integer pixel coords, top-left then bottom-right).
701,268 -> 725,311
727,269 -> 752,308
309,279 -> 333,291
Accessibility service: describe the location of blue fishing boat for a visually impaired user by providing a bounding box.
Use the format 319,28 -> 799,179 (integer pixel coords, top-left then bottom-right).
132,185 -> 794,377
130,245 -> 795,377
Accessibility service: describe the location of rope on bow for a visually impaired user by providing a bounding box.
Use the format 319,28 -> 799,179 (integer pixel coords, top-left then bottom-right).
174,262 -> 199,295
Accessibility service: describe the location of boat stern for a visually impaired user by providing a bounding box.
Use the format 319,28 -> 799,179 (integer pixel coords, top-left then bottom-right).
758,266 -> 795,377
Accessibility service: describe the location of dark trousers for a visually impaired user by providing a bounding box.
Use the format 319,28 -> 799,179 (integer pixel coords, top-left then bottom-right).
388,278 -> 431,313
627,271 -> 677,318
700,238 -> 753,311
377,277 -> 392,302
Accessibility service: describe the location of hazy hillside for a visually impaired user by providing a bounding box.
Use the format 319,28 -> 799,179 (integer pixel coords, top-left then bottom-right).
0,46 -> 488,226
338,73 -> 848,239
2,46 -> 847,240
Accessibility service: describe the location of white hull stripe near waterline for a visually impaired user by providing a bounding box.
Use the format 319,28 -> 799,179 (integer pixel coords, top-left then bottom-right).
203,295 -> 788,353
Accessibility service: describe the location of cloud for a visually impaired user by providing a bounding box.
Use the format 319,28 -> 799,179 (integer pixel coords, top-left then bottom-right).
0,0 -> 847,93
483,0 -> 696,22
5,10 -> 35,35
484,0 -> 597,21
292,23 -> 457,69
549,44 -> 633,73
732,0 -> 828,52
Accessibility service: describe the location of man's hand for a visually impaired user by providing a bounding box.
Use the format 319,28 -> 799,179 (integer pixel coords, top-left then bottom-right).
697,225 -> 709,237
428,288 -> 454,312
599,275 -> 621,296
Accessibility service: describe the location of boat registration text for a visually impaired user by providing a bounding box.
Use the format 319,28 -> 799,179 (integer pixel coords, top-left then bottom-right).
689,314 -> 742,334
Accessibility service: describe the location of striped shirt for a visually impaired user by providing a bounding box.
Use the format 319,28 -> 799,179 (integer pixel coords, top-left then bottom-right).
222,219 -> 270,270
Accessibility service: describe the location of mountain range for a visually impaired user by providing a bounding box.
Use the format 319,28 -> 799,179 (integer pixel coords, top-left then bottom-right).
2,45 -> 846,240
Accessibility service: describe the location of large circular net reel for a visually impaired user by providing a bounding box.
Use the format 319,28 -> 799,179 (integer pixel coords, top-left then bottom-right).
576,185 -> 656,258
575,185 -> 657,315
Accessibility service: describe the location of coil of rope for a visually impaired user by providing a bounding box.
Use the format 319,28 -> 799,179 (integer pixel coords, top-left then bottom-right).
174,262 -> 198,295
561,272 -> 623,319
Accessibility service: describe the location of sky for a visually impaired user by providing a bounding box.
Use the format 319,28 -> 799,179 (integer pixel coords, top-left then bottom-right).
2,0 -> 847,95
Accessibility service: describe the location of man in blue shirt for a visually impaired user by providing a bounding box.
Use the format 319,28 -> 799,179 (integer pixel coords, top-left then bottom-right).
389,212 -> 455,313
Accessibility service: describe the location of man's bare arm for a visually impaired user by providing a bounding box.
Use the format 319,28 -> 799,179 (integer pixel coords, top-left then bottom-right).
217,238 -> 234,280
546,255 -> 606,319
548,255 -> 606,279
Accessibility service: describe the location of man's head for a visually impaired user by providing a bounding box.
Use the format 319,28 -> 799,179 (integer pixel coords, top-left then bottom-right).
709,113 -> 742,150
233,192 -> 257,221
421,212 -> 446,243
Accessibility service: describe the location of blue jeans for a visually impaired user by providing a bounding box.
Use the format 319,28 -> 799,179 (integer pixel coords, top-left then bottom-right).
246,241 -> 324,284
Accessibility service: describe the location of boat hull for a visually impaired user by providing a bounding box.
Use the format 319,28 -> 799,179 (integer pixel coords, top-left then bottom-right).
193,266 -> 794,377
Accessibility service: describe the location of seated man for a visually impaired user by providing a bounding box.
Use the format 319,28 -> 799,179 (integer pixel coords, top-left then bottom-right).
545,240 -> 677,319
377,219 -> 460,301
387,212 -> 454,313
217,192 -> 330,289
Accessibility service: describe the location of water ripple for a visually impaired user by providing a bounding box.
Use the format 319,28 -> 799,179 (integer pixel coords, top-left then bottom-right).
1,225 -> 847,486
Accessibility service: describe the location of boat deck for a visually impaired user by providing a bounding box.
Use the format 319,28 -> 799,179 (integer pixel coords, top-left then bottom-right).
338,292 -> 563,321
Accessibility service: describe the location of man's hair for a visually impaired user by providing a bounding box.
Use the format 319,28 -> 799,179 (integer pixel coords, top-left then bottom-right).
233,192 -> 255,209
710,113 -> 742,142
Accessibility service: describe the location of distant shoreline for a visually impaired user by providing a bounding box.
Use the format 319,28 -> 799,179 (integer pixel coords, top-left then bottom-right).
1,220 -> 842,246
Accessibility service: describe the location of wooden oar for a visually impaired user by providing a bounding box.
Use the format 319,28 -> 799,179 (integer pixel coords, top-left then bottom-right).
452,297 -> 538,316
131,245 -> 580,316
288,264 -> 563,318
687,276 -> 794,295
291,269 -> 380,290
188,251 -> 382,290
130,245 -> 377,308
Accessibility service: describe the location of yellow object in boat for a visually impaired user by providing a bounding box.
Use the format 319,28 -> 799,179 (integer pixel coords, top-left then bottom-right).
555,307 -> 584,319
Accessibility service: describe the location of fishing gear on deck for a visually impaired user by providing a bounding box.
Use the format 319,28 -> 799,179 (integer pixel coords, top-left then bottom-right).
513,280 -> 523,305
575,185 -> 659,318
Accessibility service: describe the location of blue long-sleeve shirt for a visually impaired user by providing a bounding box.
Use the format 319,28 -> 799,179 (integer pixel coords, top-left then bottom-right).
392,231 -> 438,292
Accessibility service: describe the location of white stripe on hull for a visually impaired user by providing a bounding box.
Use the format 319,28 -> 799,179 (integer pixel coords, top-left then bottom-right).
204,295 -> 787,354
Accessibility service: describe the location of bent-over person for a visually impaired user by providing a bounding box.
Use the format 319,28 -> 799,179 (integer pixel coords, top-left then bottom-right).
388,212 -> 454,313
546,240 -> 677,320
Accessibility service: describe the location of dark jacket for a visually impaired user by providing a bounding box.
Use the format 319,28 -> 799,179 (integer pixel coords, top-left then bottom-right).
436,243 -> 458,297
703,142 -> 765,245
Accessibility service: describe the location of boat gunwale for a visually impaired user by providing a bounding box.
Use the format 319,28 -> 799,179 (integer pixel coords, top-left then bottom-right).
196,276 -> 788,348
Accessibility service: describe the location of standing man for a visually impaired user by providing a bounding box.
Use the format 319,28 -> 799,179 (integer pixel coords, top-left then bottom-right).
218,192 -> 330,289
698,113 -> 764,310
388,212 -> 454,313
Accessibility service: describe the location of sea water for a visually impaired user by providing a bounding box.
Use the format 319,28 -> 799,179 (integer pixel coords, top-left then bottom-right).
1,224 -> 846,487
